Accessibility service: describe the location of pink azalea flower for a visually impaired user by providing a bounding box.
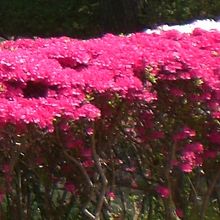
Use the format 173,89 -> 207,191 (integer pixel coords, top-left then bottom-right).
64,182 -> 76,194
173,127 -> 196,141
185,142 -> 204,153
176,208 -> 184,218
107,191 -> 116,201
156,185 -> 170,198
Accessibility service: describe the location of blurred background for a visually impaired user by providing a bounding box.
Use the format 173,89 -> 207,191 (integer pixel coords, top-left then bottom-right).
0,0 -> 219,39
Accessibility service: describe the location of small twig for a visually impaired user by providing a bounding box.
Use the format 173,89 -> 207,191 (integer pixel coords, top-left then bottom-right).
148,195 -> 153,220
200,165 -> 220,220
63,151 -> 95,219
84,209 -> 96,220
133,197 -> 143,220
119,186 -> 127,218
187,175 -> 200,207
63,151 -> 93,188
164,141 -> 180,220
91,125 -> 108,220
55,125 -> 95,218
130,142 -> 152,183
16,168 -> 23,220
187,176 -> 198,198
26,178 -> 31,220
55,124 -> 94,189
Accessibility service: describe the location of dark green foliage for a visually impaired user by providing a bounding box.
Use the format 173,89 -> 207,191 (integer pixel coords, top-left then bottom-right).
0,0 -> 100,38
138,0 -> 220,27
0,0 -> 220,39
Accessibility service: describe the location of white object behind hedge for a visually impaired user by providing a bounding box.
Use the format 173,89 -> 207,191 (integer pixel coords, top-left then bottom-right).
145,19 -> 220,34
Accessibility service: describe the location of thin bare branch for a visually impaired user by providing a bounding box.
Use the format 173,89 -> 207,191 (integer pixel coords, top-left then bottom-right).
201,165 -> 220,220
91,126 -> 108,220
63,151 -> 93,188
164,141 -> 181,220
83,209 -> 96,220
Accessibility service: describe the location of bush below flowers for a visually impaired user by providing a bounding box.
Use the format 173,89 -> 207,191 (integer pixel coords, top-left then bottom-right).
0,25 -> 219,219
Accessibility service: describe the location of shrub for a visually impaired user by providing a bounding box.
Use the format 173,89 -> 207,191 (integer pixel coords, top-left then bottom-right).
0,28 -> 219,219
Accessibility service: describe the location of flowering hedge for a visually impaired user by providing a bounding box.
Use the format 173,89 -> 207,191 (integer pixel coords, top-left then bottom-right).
0,28 -> 219,219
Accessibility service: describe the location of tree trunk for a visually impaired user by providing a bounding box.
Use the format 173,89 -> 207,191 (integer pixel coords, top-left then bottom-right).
99,0 -> 141,34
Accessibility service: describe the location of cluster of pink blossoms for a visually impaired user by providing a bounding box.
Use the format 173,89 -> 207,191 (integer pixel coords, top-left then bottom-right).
0,35 -> 156,131
0,29 -> 219,174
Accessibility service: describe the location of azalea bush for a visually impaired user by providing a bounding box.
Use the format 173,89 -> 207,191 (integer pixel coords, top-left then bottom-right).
0,28 -> 219,219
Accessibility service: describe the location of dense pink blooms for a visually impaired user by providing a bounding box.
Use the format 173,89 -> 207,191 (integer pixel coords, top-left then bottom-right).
0,30 -> 219,135
0,29 -> 220,217
179,142 -> 204,172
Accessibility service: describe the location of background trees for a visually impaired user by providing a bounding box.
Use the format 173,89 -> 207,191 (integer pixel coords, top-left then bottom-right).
0,0 -> 219,39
